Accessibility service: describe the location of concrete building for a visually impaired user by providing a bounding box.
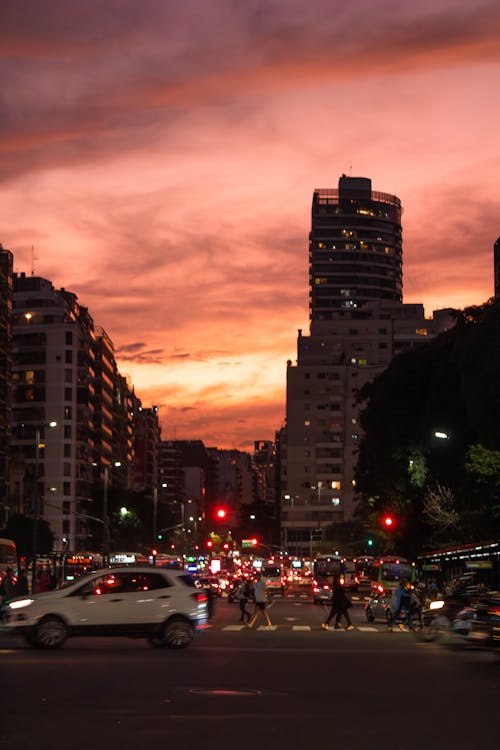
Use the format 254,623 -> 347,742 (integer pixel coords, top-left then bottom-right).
282,176 -> 454,556
11,274 -> 96,550
0,244 -> 13,521
494,237 -> 500,300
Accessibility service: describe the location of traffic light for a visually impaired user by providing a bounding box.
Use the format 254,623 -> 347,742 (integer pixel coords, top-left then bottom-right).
367,538 -> 374,547
215,507 -> 228,521
382,514 -> 395,529
150,548 -> 158,566
206,540 -> 213,549
157,532 -> 163,540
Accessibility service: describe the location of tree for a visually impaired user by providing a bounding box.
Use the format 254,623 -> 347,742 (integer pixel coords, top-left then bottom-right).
1,513 -> 54,557
354,299 -> 500,552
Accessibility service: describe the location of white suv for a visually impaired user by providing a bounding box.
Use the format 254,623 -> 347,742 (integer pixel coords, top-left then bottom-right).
0,566 -> 208,649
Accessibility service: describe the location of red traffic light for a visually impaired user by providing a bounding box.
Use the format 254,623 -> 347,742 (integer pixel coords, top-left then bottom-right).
215,507 -> 227,520
382,515 -> 395,528
151,548 -> 158,556
206,540 -> 213,548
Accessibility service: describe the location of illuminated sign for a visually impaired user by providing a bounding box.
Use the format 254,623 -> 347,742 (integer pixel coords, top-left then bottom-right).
65,556 -> 93,565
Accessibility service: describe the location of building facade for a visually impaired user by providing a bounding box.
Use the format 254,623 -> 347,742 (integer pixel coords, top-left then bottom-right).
282,176 -> 454,556
0,245 -> 13,521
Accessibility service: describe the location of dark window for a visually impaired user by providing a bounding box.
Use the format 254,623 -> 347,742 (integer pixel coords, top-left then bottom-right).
65,332 -> 73,345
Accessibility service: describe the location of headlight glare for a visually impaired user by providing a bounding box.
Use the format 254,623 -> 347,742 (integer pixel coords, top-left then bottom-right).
8,598 -> 34,610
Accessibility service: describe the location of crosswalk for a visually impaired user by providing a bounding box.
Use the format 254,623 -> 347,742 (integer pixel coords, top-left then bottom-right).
212,623 -> 403,632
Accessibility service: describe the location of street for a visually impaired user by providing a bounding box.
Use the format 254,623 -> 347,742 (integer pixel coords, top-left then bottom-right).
1,587 -> 498,749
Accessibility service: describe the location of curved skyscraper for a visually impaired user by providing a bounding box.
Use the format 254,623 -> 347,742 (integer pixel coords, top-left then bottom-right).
282,175 -> 450,556
310,175 -> 402,321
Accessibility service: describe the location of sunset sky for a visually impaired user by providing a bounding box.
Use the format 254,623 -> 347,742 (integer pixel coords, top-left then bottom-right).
1,0 -> 499,451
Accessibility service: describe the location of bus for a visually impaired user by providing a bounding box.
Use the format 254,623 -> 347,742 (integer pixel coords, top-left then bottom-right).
370,556 -> 418,593
60,552 -> 103,582
0,538 -> 18,586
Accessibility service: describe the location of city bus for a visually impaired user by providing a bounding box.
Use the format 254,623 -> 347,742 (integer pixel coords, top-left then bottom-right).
370,556 -> 418,593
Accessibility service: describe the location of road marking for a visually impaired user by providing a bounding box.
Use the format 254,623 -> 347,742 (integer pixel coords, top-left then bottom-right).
358,626 -> 378,632
292,626 -> 311,631
222,625 -> 246,631
255,625 -> 278,631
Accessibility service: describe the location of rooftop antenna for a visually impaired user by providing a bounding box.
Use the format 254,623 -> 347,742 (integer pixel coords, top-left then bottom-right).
349,161 -> 353,176
30,245 -> 38,276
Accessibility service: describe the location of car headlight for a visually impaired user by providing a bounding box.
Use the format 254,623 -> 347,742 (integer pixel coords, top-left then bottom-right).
429,600 -> 445,610
8,598 -> 34,610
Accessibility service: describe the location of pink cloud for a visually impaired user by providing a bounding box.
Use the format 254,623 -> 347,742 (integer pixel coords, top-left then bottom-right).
1,0 -> 499,447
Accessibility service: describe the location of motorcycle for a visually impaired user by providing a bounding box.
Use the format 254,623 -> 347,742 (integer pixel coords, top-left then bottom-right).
420,593 -> 475,642
452,592 -> 500,652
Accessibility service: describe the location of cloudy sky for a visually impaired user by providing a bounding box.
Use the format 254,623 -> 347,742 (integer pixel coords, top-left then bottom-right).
1,0 -> 498,450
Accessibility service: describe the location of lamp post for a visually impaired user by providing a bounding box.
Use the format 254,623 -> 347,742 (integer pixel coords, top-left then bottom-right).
31,421 -> 57,590
102,461 -> 121,567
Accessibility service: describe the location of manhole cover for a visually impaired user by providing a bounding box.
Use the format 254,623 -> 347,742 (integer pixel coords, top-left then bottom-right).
189,689 -> 262,697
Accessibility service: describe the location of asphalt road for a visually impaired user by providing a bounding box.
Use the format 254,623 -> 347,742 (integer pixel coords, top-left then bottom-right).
1,587 -> 498,750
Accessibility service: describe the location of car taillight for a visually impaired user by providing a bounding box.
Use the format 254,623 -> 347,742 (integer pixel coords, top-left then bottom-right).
192,591 -> 208,603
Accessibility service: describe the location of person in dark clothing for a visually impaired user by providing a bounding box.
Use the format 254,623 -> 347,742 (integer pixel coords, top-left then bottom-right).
322,575 -> 354,630
15,568 -> 29,596
235,579 -> 252,623
1,567 -> 17,602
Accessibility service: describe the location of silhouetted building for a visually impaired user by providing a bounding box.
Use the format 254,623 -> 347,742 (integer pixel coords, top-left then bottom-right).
494,237 -> 500,300
0,244 -> 13,520
282,176 -> 454,555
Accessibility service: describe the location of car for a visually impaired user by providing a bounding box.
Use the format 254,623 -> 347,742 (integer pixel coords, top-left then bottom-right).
0,566 -> 209,650
312,577 -> 332,605
194,576 -> 222,597
365,591 -> 393,623
452,591 -> 500,652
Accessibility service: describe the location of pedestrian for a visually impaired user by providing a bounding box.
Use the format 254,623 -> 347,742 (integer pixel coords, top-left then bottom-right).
0,567 -> 17,602
15,568 -> 29,596
247,573 -> 272,628
322,575 -> 354,630
387,579 -> 411,631
34,567 -> 52,593
235,578 -> 252,623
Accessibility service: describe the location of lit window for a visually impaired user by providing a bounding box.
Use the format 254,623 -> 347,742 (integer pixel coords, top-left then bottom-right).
304,420 -> 311,427
415,328 -> 428,336
331,481 -> 341,490
384,246 -> 392,254
358,359 -> 367,366
331,497 -> 340,506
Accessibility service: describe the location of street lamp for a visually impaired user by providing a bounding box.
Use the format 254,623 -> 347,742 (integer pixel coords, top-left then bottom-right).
31,420 -> 57,590
101,461 -> 121,566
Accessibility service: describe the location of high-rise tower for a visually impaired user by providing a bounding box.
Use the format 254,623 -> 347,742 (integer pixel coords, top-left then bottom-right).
282,176 -> 452,556
310,176 -> 402,321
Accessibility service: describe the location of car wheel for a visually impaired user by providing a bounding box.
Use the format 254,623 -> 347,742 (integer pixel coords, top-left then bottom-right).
161,617 -> 194,649
35,617 -> 68,649
366,608 -> 374,622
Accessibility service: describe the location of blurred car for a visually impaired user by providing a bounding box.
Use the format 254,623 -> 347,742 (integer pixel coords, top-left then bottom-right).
365,591 -> 393,623
194,576 -> 222,597
0,567 -> 208,650
452,591 -> 500,651
312,577 -> 332,605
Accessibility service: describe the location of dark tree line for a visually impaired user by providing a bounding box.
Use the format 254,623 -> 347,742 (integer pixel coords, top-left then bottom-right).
354,299 -> 500,557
